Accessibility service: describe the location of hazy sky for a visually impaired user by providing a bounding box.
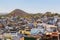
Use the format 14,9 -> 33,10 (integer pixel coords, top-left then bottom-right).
0,0 -> 60,13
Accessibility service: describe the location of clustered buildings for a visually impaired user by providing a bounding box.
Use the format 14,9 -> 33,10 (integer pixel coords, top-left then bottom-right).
0,16 -> 60,40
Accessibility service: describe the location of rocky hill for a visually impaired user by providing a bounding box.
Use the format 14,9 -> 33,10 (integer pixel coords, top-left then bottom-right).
8,9 -> 28,17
